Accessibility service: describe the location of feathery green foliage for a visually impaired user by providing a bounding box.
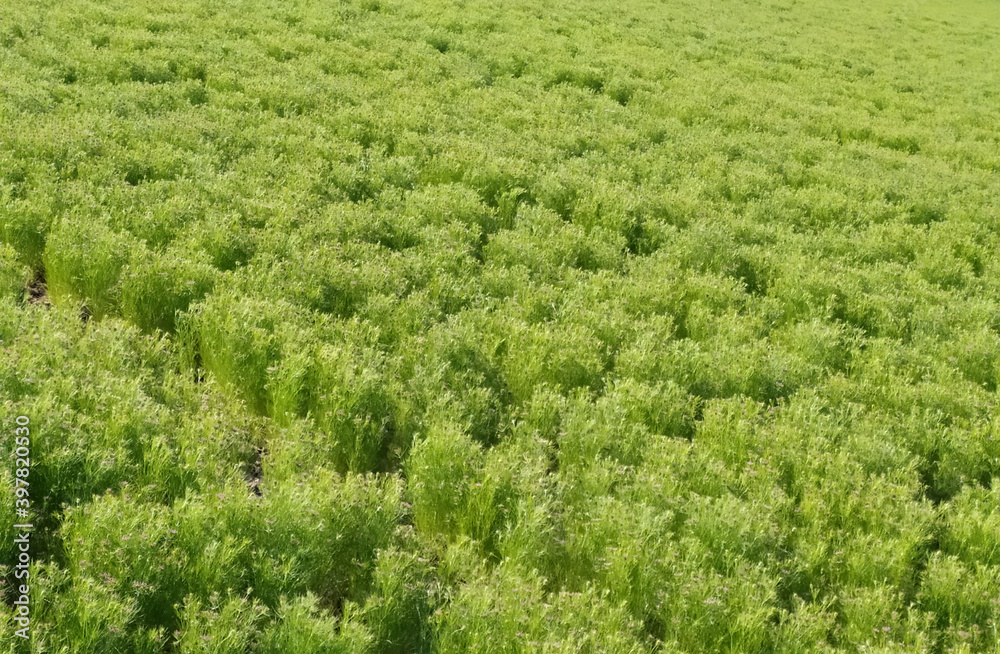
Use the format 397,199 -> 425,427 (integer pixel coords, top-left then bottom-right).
2,0 -> 1000,650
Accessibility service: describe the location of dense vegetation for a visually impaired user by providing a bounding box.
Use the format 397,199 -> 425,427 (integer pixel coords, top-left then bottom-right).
2,0 -> 1000,651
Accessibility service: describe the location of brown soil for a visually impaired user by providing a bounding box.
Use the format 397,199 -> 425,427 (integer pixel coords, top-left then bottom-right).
26,270 -> 51,307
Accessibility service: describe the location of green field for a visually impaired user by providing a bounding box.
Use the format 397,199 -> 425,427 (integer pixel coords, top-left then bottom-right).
2,0 -> 1000,650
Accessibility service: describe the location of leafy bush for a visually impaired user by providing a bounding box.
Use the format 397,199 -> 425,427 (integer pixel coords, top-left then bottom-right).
306,343 -> 396,473
60,471 -> 401,633
0,244 -> 28,301
181,292 -> 290,414
0,197 -> 53,270
258,594 -> 371,654
44,218 -> 136,318
433,561 -> 646,654
121,250 -> 216,333
360,549 -> 434,654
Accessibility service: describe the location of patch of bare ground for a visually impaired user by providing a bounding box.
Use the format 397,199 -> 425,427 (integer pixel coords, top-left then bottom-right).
247,446 -> 264,497
26,269 -> 51,307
